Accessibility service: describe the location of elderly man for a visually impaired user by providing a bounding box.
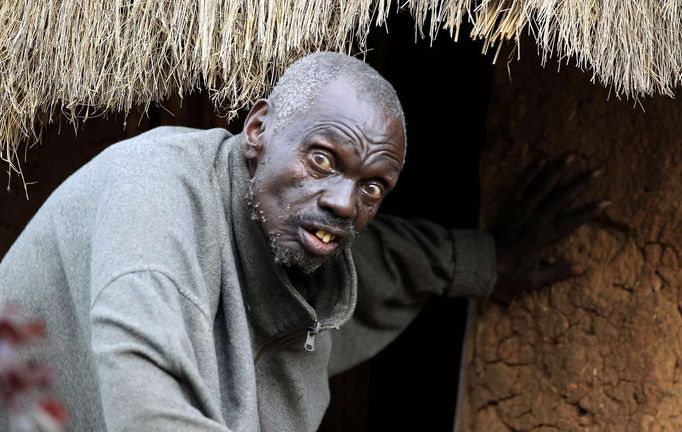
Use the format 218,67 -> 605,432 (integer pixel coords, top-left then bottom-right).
0,52 -> 604,431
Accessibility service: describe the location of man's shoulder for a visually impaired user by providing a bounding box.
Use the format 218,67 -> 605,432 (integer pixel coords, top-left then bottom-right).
102,126 -> 232,164
74,126 -> 233,192
127,126 -> 233,143
47,126 -> 236,221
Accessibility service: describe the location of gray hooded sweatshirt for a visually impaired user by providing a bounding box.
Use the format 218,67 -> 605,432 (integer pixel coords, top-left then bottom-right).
0,127 -> 496,431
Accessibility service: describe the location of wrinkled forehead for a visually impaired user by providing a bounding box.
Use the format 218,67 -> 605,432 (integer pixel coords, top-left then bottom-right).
309,78 -> 406,162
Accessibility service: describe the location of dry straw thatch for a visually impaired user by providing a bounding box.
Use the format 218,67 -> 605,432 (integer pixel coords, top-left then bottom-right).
1,0 -> 680,190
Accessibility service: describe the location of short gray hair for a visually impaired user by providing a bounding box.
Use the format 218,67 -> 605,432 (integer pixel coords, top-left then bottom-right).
267,52 -> 406,142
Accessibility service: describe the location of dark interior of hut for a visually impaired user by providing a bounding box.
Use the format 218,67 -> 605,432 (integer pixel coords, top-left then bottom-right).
321,11 -> 493,432
0,9 -> 494,432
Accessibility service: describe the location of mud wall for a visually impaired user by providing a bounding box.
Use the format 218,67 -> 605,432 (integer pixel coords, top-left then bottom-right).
461,48 -> 682,431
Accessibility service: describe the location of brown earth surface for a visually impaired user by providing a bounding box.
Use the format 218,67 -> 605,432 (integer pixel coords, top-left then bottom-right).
462,48 -> 682,431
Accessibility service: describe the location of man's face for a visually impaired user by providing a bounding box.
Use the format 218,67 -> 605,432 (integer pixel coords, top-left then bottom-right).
243,78 -> 406,272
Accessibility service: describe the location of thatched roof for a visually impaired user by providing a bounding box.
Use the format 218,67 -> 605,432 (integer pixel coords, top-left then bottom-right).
1,0 -> 680,186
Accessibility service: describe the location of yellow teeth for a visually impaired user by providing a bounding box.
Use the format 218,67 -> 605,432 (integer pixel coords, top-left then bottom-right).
315,229 -> 336,244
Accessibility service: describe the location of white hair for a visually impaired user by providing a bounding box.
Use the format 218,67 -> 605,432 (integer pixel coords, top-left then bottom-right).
267,52 -> 406,144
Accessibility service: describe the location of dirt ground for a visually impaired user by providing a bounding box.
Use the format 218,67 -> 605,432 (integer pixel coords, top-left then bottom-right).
461,46 -> 682,431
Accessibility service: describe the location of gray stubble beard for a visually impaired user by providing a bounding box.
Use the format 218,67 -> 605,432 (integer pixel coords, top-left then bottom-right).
246,181 -> 325,274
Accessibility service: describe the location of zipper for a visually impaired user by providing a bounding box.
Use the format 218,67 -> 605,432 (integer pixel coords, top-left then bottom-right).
304,321 -> 321,352
254,320 -> 321,367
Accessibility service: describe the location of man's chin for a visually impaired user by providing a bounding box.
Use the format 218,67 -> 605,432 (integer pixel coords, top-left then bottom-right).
281,258 -> 323,275
269,238 -> 325,274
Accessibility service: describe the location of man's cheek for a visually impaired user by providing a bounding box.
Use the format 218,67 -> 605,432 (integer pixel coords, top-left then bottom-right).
355,213 -> 372,233
278,165 -> 312,196
358,203 -> 381,230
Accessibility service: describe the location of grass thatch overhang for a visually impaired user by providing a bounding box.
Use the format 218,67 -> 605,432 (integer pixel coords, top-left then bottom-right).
2,0 -> 680,191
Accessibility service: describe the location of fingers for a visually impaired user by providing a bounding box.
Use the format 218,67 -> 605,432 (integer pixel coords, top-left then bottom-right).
541,166 -> 604,218
490,284 -> 516,305
493,261 -> 586,303
521,153 -> 575,215
555,200 -> 611,240
493,159 -> 548,233
528,261 -> 585,290
513,159 -> 548,201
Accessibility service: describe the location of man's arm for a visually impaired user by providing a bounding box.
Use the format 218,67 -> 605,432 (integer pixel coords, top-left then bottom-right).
328,216 -> 496,376
329,155 -> 608,375
91,270 -> 230,431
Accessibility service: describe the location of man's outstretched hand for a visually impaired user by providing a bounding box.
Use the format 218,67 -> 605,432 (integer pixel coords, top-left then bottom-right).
490,154 -> 611,304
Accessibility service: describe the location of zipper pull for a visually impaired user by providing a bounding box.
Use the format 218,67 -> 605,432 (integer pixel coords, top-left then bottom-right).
304,321 -> 321,352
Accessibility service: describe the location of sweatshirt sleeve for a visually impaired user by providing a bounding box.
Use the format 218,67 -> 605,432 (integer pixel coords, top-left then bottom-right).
328,215 -> 496,376
91,270 -> 231,432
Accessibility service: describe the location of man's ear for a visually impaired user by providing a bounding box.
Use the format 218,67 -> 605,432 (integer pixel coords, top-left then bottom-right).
243,99 -> 271,162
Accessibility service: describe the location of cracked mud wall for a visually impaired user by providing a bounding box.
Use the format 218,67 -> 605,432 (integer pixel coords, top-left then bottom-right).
461,47 -> 682,431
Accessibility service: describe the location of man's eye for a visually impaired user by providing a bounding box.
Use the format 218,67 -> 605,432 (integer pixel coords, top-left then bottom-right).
362,183 -> 383,199
311,152 -> 333,170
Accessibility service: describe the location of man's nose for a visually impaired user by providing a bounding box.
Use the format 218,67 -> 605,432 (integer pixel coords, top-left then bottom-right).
318,178 -> 357,220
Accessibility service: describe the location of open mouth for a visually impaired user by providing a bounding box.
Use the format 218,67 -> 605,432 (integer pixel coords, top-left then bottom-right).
299,225 -> 346,257
313,229 -> 336,244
